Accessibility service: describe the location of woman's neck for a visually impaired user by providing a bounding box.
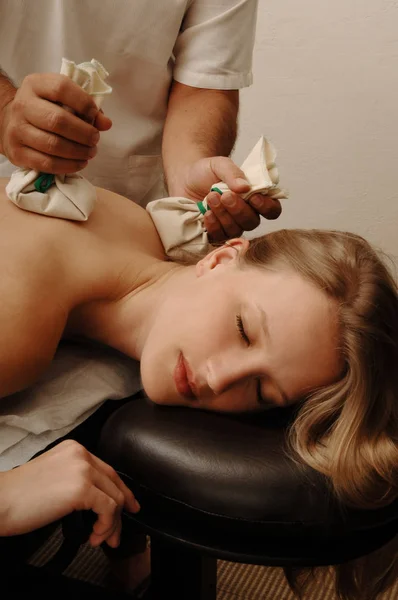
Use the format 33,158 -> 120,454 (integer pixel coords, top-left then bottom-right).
68,259 -> 195,360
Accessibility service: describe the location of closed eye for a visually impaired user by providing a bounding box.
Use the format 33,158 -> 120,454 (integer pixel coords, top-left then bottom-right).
236,314 -> 250,346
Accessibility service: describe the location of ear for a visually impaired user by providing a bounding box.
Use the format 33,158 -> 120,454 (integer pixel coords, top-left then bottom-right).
195,238 -> 249,276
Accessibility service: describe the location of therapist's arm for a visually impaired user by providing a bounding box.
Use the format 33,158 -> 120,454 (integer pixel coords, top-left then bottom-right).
162,81 -> 239,197
162,82 -> 281,241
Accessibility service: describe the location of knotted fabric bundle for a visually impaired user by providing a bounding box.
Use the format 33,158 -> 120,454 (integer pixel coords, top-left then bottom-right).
6,58 -> 112,221
146,136 -> 288,257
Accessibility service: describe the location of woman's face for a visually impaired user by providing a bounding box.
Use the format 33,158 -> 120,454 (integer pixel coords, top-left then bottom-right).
139,242 -> 342,412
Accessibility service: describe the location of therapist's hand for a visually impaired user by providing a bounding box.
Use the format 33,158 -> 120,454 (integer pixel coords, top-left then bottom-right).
0,440 -> 139,548
179,156 -> 282,242
0,73 -> 112,174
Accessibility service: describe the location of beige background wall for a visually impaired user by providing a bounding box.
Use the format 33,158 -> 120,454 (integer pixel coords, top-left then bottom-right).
234,0 -> 398,264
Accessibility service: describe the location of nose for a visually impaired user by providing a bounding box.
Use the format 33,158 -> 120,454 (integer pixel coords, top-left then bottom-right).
206,351 -> 262,396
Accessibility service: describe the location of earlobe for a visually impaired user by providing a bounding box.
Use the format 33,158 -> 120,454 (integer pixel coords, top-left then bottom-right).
195,238 -> 249,276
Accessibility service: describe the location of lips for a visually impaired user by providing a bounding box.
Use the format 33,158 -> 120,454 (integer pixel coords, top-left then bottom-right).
174,353 -> 196,400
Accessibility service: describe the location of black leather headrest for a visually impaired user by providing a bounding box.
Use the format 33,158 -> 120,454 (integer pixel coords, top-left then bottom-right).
99,394 -> 398,540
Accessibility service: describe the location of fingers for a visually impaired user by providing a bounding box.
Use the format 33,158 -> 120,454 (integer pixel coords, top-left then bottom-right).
94,110 -> 112,131
56,442 -> 140,549
105,514 -> 123,549
0,440 -> 140,542
23,98 -> 100,146
204,199 -> 241,242
86,466 -> 139,548
204,190 -> 261,241
248,194 -> 282,220
1,72 -> 112,173
203,157 -> 282,236
89,453 -> 140,515
27,73 -> 100,123
14,147 -> 89,175
19,123 -> 97,161
83,487 -> 122,548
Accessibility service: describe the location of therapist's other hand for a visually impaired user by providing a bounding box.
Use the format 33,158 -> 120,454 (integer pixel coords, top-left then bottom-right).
0,73 -> 112,174
181,156 -> 282,242
0,440 -> 139,548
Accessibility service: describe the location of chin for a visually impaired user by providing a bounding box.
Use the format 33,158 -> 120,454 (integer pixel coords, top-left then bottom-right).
140,352 -> 177,406
140,374 -> 170,405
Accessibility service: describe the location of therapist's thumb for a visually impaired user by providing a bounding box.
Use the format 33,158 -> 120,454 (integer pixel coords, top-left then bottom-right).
209,156 -> 250,193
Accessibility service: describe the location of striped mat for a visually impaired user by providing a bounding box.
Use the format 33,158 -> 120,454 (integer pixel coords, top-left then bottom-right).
30,528 -> 398,599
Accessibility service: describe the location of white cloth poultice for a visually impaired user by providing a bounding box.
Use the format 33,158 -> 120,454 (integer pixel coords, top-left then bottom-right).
6,58 -> 112,221
146,136 -> 288,257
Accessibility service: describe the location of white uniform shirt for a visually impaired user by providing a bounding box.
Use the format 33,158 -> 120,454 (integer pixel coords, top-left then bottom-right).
0,0 -> 258,203
0,0 -> 258,467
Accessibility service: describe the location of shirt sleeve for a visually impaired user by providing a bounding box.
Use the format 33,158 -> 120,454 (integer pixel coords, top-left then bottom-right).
173,0 -> 259,90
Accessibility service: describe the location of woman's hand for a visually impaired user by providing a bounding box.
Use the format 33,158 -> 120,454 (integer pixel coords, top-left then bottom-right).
0,72 -> 112,174
0,440 -> 139,548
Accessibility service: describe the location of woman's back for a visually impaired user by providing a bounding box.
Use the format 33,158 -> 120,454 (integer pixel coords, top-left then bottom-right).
0,179 -> 165,397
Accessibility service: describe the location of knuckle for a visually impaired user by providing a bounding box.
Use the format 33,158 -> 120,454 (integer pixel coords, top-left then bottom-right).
59,439 -> 87,459
53,75 -> 70,98
105,465 -> 124,489
9,121 -> 21,140
22,73 -> 37,88
46,110 -> 64,132
104,496 -> 118,514
7,128 -> 19,149
40,155 -> 56,173
102,461 -> 116,477
45,133 -> 62,154
215,155 -> 231,168
10,96 -> 23,115
8,146 -> 20,163
210,156 -> 230,177
82,98 -> 97,119
115,489 -> 125,507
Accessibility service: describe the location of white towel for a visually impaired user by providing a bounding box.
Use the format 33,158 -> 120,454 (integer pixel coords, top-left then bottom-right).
146,136 -> 288,257
0,340 -> 142,471
6,58 -> 112,221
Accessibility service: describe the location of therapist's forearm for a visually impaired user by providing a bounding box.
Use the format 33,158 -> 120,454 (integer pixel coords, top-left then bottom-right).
162,81 -> 239,196
0,71 -> 17,155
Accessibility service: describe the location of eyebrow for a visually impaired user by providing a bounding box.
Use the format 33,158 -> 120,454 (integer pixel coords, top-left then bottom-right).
255,304 -> 290,407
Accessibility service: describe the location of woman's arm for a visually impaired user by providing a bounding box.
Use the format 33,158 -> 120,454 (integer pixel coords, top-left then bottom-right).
0,439 -> 139,547
0,272 -> 67,398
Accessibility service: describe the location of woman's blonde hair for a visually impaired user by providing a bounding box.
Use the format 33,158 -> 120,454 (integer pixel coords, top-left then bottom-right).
238,228 -> 398,509
238,228 -> 398,599
173,228 -> 398,598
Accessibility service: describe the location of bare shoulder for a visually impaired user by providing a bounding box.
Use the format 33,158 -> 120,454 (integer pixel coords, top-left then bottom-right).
93,186 -> 166,259
0,178 -> 165,260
